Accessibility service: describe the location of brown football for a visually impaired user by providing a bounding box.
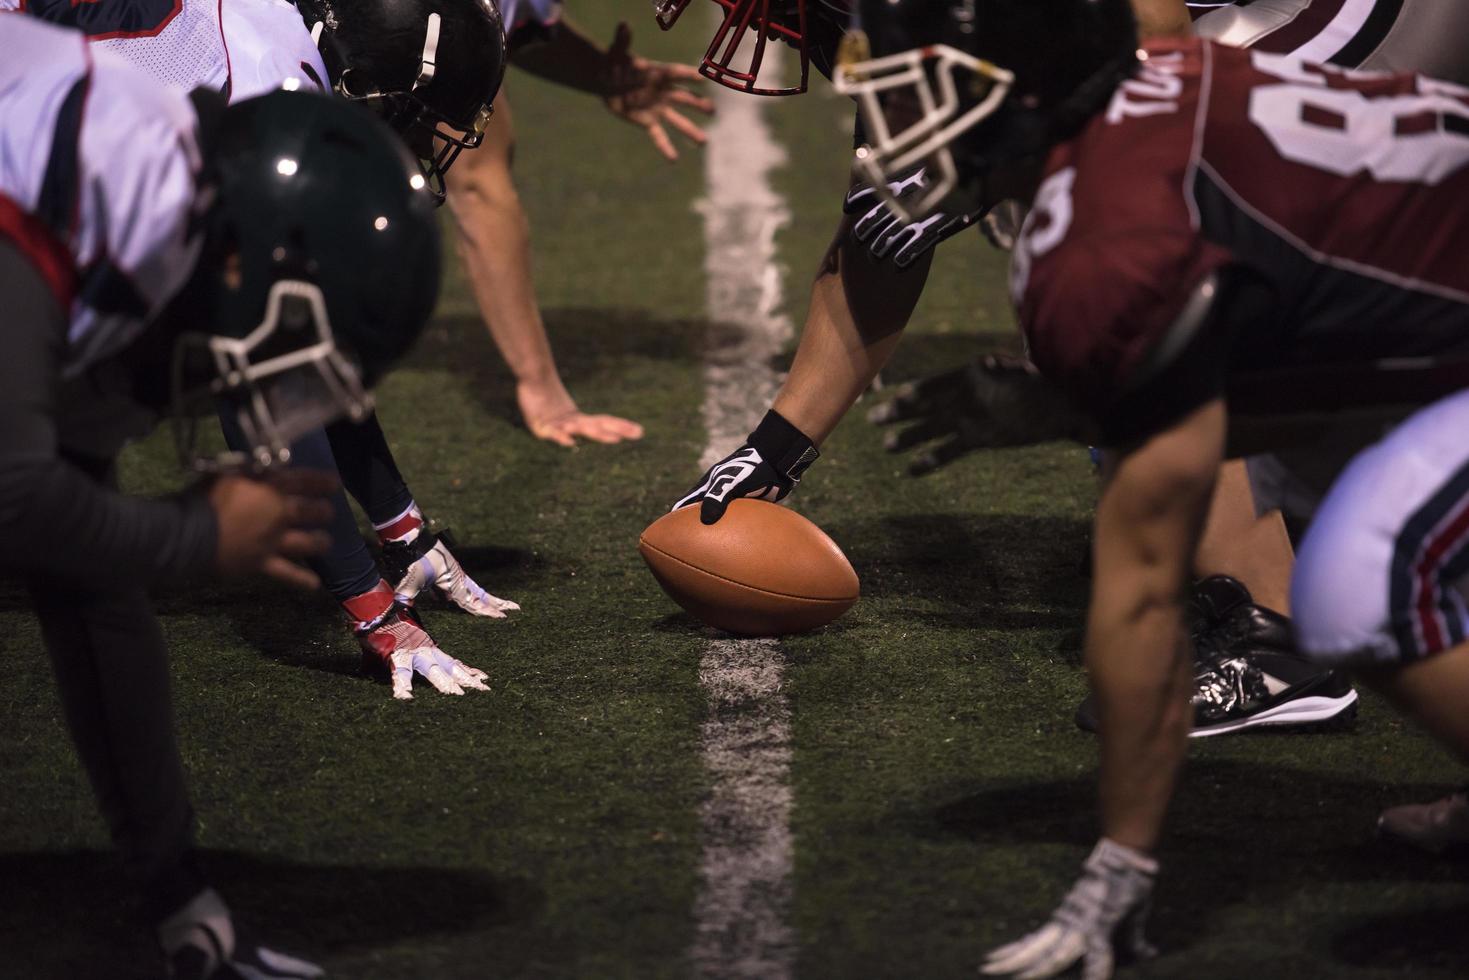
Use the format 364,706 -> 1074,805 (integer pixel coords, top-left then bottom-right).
639,499 -> 859,636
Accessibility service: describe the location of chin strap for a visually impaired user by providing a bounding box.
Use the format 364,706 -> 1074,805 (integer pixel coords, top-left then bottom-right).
414,12 -> 442,91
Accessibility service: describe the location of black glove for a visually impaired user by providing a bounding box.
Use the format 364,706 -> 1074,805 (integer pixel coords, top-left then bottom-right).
867,354 -> 1091,475
979,199 -> 1028,252
672,409 -> 819,525
842,166 -> 983,269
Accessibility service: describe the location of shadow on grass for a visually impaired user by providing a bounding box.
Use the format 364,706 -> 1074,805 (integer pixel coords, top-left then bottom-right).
916,758 -> 1469,969
144,544 -> 547,681
1332,900 -> 1469,971
636,512 -> 1087,645
868,330 -> 1028,391
826,512 -> 1089,636
0,848 -> 539,980
404,307 -> 707,426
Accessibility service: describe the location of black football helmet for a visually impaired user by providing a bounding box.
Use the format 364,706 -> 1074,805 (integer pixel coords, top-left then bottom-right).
656,0 -> 818,96
297,0 -> 508,200
834,0 -> 1138,218
170,89 -> 441,471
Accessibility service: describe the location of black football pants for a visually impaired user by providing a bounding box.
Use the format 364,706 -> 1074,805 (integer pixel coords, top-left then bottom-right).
27,454 -> 202,921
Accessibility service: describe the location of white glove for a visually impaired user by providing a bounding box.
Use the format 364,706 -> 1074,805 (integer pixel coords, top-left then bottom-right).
982,839 -> 1158,980
393,536 -> 520,619
159,887 -> 324,979
377,614 -> 491,701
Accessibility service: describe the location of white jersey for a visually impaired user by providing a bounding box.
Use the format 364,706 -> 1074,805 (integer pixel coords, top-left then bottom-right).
500,0 -> 560,40
1190,0 -> 1469,84
2,0 -> 327,102
0,16 -> 202,379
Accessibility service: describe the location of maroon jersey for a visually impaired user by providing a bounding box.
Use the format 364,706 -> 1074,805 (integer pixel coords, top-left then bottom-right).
1013,37 -> 1469,426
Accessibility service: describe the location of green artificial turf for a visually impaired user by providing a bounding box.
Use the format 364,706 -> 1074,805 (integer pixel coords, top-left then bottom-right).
1,4 -> 1466,977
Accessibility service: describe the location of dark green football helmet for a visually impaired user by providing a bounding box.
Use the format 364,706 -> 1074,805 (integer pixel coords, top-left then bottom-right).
172,88 -> 441,471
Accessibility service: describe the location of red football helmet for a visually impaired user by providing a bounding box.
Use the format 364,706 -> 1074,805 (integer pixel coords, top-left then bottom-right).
655,0 -> 810,96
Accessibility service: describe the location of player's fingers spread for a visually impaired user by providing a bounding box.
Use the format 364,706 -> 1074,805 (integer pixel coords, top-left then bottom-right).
424,663 -> 464,696
595,415 -> 644,439
260,555 -> 320,591
665,61 -> 706,81
1016,930 -> 1087,980
910,437 -> 970,476
450,659 -> 490,691
447,654 -> 489,683
660,107 -> 708,144
883,418 -> 949,453
392,668 -> 414,700
984,925 -> 1063,973
667,88 -> 716,116
577,420 -> 624,444
647,122 -> 678,161
853,207 -> 896,243
533,422 -> 576,447
865,393 -> 910,425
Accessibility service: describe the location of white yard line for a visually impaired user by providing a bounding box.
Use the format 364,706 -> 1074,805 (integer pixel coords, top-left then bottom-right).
688,40 -> 798,980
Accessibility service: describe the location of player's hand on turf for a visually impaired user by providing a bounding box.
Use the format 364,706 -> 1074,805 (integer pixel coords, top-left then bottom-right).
517,378 -> 644,447
159,887 -> 323,980
672,409 -> 819,525
602,22 -> 715,161
360,607 -> 491,700
842,167 -> 985,268
982,839 -> 1158,980
392,535 -> 520,619
867,354 -> 1090,475
388,642 -> 490,701
208,470 -> 337,590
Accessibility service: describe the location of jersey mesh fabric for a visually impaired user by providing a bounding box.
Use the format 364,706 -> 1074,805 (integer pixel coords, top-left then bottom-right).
0,18 -> 202,381
98,0 -> 230,93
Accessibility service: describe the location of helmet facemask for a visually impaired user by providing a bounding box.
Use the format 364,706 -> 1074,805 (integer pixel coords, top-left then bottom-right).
834,31 -> 1014,221
350,85 -> 492,202
655,0 -> 810,96
317,10 -> 496,202
172,280 -> 372,473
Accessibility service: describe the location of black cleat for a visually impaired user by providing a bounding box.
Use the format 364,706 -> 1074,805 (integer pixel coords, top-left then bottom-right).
1075,576 -> 1359,737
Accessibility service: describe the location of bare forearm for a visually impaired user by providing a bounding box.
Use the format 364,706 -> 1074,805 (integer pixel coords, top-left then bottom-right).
772,220 -> 932,444
450,190 -> 560,385
444,100 -> 563,390
509,19 -> 610,95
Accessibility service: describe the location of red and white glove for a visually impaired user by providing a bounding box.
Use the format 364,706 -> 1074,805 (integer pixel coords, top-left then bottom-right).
344,581 -> 491,700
